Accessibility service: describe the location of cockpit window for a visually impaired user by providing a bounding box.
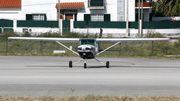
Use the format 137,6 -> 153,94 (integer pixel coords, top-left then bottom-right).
80,39 -> 96,45
81,40 -> 94,45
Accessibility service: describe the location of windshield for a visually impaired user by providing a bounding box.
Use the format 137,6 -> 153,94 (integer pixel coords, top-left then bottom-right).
80,39 -> 96,45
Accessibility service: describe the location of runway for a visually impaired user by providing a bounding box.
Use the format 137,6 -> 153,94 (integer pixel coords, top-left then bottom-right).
0,56 -> 180,97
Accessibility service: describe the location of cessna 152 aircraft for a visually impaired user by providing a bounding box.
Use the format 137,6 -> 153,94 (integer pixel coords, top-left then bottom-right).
8,37 -> 170,69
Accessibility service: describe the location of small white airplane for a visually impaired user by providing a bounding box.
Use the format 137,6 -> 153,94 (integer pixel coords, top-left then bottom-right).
8,37 -> 170,69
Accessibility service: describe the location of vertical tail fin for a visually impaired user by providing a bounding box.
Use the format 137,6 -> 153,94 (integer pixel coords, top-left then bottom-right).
98,28 -> 103,51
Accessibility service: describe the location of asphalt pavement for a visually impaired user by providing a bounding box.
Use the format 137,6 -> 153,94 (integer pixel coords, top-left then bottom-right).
0,56 -> 180,97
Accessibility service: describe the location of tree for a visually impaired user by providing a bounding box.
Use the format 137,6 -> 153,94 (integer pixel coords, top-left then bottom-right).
153,0 -> 180,17
152,1 -> 163,17
173,3 -> 180,16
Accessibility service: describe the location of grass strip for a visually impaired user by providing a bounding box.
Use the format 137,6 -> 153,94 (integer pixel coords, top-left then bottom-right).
0,31 -> 180,59
0,95 -> 180,101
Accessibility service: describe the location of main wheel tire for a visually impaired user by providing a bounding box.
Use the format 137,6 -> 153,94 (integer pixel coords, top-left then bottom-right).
106,61 -> 109,68
69,61 -> 72,68
84,63 -> 87,69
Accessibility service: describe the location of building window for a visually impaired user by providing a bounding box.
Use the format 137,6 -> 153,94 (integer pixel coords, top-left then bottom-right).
91,14 -> 104,21
26,14 -> 47,21
84,14 -> 110,22
136,0 -> 146,2
88,0 -> 104,7
33,14 -> 46,21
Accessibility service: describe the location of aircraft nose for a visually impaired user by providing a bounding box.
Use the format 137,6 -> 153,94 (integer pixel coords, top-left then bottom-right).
79,46 -> 91,52
83,47 -> 90,51
86,47 -> 90,50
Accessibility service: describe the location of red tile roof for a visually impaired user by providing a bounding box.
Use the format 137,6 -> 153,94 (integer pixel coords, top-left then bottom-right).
0,0 -> 21,8
135,3 -> 152,7
56,2 -> 84,8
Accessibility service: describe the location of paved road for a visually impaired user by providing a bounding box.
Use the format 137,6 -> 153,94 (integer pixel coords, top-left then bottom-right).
0,56 -> 180,97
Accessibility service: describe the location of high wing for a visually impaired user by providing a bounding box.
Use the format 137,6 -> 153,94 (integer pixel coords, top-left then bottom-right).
8,37 -> 170,60
96,38 -> 170,43
8,37 -> 170,43
8,37 -> 80,43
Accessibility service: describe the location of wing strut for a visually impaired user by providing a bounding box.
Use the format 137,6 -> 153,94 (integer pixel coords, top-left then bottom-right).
56,41 -> 79,56
94,58 -> 105,65
95,41 -> 121,56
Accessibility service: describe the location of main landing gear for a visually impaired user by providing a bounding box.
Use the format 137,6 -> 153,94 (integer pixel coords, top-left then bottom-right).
106,61 -> 109,68
69,61 -> 72,68
69,59 -> 110,69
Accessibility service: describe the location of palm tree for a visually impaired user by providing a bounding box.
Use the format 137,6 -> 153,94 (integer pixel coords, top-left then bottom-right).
155,0 -> 160,12
173,2 -> 180,16
158,0 -> 180,16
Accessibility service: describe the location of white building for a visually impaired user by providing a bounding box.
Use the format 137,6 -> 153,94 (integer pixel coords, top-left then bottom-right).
5,0 -> 179,37
0,0 -> 57,20
0,0 -> 21,20
0,0 -> 152,22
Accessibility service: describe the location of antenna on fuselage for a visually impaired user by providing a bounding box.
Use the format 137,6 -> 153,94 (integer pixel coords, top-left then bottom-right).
99,28 -> 103,38
98,28 -> 103,51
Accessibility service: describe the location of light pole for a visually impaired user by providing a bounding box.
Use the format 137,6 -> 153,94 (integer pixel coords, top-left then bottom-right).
58,0 -> 62,35
138,0 -> 140,38
141,0 -> 143,38
126,0 -> 129,37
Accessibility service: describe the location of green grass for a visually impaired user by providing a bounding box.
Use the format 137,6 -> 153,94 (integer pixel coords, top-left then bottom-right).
0,31 -> 180,58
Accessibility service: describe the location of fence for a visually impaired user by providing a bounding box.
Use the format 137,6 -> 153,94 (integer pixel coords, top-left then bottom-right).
17,20 -> 58,28
143,21 -> 180,29
74,21 -> 180,29
0,19 -> 13,27
0,37 -> 8,55
1,37 -> 179,57
14,20 -> 180,29
0,19 -> 14,34
74,21 -> 87,28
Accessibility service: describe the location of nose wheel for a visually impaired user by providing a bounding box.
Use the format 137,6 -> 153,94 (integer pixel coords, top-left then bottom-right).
84,63 -> 87,69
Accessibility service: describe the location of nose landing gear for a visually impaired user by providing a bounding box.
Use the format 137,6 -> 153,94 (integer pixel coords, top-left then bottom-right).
84,63 -> 87,69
